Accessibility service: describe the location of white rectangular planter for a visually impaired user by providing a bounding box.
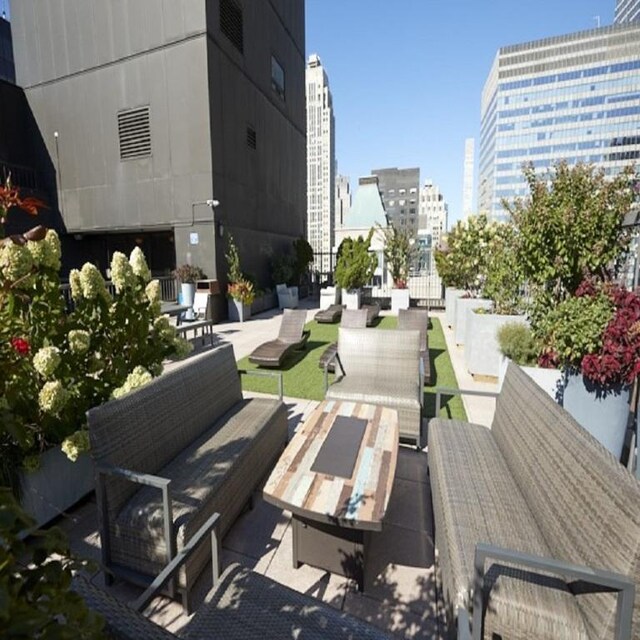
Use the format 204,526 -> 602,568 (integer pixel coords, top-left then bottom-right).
445,288 -> 465,328
20,446 -> 95,527
228,299 -> 251,322
454,298 -> 492,345
320,287 -> 341,310
464,313 -> 527,378
391,288 -> 410,315
343,288 -> 361,310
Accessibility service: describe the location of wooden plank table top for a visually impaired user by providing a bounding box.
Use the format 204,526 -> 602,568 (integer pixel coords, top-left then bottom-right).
263,400 -> 399,532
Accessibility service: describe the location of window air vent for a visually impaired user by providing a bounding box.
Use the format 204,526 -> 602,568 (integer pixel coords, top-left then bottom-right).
118,106 -> 151,161
220,0 -> 243,54
247,126 -> 256,149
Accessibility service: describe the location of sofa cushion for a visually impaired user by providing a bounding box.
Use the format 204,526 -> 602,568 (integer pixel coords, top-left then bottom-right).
428,418 -> 588,639
492,363 -> 640,639
326,377 -> 421,410
111,398 -> 284,579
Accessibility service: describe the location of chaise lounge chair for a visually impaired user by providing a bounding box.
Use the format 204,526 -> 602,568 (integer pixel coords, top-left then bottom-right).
249,309 -> 310,368
318,308 -> 368,372
314,303 -> 344,324
362,302 -> 380,326
398,308 -> 431,385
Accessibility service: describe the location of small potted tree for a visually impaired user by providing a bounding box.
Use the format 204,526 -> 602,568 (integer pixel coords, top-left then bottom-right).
225,233 -> 255,322
382,225 -> 415,314
334,230 -> 378,309
173,263 -> 205,321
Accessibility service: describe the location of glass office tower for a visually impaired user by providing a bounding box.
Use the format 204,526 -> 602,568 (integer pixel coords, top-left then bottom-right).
479,23 -> 640,221
615,0 -> 640,24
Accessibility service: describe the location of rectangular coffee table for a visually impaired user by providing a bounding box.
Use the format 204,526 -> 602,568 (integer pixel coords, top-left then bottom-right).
263,400 -> 399,589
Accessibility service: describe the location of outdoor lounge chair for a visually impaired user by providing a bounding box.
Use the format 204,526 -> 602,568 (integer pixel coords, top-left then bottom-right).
249,309 -> 310,368
318,308 -> 368,372
398,308 -> 431,385
314,303 -> 344,324
362,302 -> 380,326
73,513 -> 390,640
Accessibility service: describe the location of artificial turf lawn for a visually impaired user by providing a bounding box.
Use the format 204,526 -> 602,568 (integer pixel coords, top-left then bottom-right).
237,315 -> 467,420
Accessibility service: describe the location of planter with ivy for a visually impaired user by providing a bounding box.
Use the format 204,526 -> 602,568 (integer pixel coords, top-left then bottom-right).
334,230 -> 377,310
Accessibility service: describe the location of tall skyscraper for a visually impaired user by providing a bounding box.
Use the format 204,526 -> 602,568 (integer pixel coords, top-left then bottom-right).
615,0 -> 640,23
306,54 -> 335,273
335,174 -> 351,228
418,179 -> 448,250
371,167 -> 420,232
462,138 -> 475,219
479,22 -> 640,221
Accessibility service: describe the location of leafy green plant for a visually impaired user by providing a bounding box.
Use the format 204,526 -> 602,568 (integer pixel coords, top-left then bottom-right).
334,230 -> 378,291
0,488 -> 105,638
172,264 -> 205,284
497,322 -> 538,366
227,280 -> 256,305
293,236 -> 314,284
381,225 -> 415,288
270,252 -> 296,286
224,233 -> 243,284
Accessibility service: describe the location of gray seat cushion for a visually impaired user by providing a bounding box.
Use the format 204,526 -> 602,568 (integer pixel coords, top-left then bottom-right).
326,376 -> 421,410
429,418 -> 588,639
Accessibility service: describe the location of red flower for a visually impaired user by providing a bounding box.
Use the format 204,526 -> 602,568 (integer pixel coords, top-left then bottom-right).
11,337 -> 30,355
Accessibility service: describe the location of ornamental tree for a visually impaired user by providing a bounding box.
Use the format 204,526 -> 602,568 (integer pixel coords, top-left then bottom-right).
381,225 -> 415,288
334,230 -> 378,291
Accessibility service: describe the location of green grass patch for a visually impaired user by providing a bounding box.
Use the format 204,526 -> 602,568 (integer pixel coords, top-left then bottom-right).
238,315 -> 466,420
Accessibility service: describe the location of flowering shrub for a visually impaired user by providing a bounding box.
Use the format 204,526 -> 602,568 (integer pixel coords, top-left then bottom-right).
1,193 -> 192,492
173,263 -> 205,284
227,279 -> 256,305
537,278 -> 640,388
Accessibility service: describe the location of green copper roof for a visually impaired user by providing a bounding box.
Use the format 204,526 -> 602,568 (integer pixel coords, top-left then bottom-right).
343,179 -> 387,229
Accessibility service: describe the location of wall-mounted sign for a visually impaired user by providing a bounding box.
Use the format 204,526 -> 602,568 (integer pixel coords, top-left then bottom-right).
189,232 -> 199,245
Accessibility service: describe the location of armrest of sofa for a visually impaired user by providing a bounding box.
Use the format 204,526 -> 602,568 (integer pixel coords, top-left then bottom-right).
470,543 -> 635,640
238,369 -> 283,400
419,358 -> 425,405
434,387 -> 499,415
96,464 -> 175,590
132,512 -> 221,613
324,351 -> 345,392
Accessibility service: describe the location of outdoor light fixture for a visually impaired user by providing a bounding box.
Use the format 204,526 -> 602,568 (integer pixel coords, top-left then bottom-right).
190,198 -> 223,236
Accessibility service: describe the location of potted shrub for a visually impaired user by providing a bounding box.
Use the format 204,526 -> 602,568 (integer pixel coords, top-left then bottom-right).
382,225 -> 415,314
225,233 -> 255,322
173,263 -> 205,321
1,181 -> 191,524
334,230 -> 378,309
464,222 -> 527,378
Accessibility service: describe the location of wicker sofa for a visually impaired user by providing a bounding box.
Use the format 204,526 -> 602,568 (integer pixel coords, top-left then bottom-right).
429,361 -> 640,639
87,344 -> 287,611
324,327 -> 423,447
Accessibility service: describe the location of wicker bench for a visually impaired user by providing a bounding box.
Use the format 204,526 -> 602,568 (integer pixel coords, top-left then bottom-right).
429,361 -> 640,639
87,344 -> 287,612
324,327 -> 423,448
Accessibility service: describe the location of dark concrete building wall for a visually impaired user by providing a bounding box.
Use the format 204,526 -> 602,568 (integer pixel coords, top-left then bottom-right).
10,0 -> 306,287
371,167 -> 420,232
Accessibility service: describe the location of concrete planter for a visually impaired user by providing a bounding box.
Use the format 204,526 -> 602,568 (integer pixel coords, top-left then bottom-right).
320,286 -> 341,310
454,298 -> 492,345
343,288 -> 361,310
445,288 -> 465,328
180,282 -> 196,321
391,288 -> 410,315
465,313 -> 526,378
499,357 -> 564,399
228,298 -> 251,322
20,446 -> 95,527
250,291 -> 277,316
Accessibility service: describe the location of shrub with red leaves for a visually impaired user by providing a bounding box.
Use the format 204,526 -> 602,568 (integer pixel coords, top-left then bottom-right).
10,337 -> 30,355
580,283 -> 640,387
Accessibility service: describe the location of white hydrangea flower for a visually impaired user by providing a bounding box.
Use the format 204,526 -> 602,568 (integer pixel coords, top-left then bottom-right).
33,346 -> 62,378
26,230 -> 61,271
61,429 -> 91,462
69,269 -> 83,301
68,329 -> 90,355
111,366 -> 153,399
80,263 -> 109,300
153,316 -> 176,340
0,241 -> 34,283
173,337 -> 193,359
39,380 -> 68,415
129,247 -> 151,282
110,251 -> 134,293
145,279 -> 161,304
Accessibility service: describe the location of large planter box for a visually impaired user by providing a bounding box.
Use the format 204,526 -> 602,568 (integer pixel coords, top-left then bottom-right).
20,446 -> 95,528
320,287 -> 341,310
391,288 -> 410,315
465,312 -> 527,378
343,288 -> 361,310
250,291 -> 277,316
445,288 -> 465,328
228,298 -> 251,322
454,298 -> 492,345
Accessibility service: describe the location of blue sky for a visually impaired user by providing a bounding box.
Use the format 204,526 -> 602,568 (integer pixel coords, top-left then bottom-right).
306,0 -> 616,226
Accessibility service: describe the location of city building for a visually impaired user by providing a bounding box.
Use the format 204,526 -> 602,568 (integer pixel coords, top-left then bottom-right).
10,0 -> 306,286
335,174 -> 350,229
615,0 -> 640,23
416,179 -> 448,294
479,22 -> 640,221
0,13 -> 15,84
462,138 -> 475,219
371,167 -> 420,232
306,53 -> 335,274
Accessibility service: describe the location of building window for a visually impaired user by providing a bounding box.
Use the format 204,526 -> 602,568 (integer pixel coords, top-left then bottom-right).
117,106 -> 151,161
399,188 -> 406,194
220,0 -> 243,54
247,126 -> 257,149
388,200 -> 395,206
271,56 -> 285,100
